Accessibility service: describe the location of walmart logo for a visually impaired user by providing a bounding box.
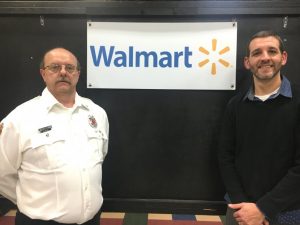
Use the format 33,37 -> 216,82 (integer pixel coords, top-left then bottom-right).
198,39 -> 231,75
90,46 -> 193,68
90,40 -> 231,75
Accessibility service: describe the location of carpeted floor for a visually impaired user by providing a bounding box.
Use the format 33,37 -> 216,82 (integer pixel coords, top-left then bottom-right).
0,210 -> 225,225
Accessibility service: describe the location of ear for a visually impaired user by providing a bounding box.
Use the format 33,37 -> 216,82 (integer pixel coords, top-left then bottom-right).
244,56 -> 250,70
281,51 -> 288,66
40,69 -> 46,82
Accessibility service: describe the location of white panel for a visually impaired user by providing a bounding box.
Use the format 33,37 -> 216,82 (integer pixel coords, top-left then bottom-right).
87,22 -> 237,90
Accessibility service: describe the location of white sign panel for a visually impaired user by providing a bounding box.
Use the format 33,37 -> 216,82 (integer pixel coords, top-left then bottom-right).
87,22 -> 237,90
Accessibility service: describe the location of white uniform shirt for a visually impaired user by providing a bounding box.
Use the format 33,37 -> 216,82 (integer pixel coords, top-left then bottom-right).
0,88 -> 109,224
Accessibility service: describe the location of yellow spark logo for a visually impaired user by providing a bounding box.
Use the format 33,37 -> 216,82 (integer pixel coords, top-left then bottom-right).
198,39 -> 230,75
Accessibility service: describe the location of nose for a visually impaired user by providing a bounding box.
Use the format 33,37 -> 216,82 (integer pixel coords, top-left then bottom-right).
59,65 -> 67,75
260,51 -> 271,61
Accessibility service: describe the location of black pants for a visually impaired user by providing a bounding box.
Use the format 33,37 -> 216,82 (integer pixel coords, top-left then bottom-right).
15,210 -> 100,225
225,207 -> 238,225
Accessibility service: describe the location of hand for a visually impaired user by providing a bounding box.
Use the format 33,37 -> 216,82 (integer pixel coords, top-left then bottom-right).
0,123 -> 3,135
229,202 -> 266,225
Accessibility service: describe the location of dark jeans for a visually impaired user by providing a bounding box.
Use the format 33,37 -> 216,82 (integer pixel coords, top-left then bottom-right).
225,207 -> 238,225
15,210 -> 101,225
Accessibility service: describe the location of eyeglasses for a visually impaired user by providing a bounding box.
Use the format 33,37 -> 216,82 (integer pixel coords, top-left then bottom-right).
44,64 -> 78,74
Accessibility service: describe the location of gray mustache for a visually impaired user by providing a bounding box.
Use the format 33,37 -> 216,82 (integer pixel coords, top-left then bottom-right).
56,78 -> 71,84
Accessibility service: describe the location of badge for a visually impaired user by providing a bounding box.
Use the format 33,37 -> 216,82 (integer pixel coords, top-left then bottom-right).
38,125 -> 52,133
88,115 -> 97,128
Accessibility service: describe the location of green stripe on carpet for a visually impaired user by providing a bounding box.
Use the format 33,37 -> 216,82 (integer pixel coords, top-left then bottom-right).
123,213 -> 148,225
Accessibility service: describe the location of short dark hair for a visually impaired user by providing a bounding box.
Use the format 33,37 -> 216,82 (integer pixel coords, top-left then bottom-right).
246,30 -> 284,56
39,47 -> 81,71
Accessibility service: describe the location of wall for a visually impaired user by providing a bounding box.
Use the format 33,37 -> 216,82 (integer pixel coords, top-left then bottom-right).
0,0 -> 300,215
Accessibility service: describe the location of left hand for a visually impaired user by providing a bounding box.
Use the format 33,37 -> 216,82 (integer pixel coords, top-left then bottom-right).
229,202 -> 266,225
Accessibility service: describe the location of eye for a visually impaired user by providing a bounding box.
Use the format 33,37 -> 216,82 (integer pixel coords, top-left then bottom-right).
251,51 -> 261,57
268,49 -> 278,55
46,64 -> 61,73
65,64 -> 76,73
51,64 -> 61,70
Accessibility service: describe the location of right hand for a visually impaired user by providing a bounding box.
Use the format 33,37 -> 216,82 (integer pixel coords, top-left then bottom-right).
229,202 -> 266,225
0,123 -> 3,135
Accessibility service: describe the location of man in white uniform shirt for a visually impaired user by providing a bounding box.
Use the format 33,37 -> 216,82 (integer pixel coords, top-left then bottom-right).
0,48 -> 109,225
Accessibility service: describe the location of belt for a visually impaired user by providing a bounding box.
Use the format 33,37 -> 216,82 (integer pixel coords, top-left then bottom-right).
15,210 -> 100,225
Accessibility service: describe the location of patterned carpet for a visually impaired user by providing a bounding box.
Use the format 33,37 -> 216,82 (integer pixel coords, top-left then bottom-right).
0,210 -> 224,225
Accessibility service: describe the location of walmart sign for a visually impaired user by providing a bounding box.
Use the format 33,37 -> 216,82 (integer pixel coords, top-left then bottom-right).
87,22 -> 237,90
90,46 -> 193,68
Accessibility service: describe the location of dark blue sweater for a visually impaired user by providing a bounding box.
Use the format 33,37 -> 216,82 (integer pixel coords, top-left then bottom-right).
218,85 -> 300,219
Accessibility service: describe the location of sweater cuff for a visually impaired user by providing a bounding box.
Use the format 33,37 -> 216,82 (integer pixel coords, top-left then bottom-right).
256,203 -> 270,222
256,197 -> 279,220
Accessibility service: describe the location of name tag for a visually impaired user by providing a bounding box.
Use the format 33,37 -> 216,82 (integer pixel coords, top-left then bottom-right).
38,125 -> 52,133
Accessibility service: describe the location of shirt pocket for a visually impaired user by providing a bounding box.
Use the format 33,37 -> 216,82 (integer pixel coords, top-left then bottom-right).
27,131 -> 67,170
85,128 -> 108,165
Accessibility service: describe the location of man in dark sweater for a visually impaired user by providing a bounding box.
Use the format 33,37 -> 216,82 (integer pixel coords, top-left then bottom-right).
218,30 -> 300,225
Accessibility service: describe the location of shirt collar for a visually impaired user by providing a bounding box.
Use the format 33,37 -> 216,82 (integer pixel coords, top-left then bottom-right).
41,88 -> 89,112
243,75 -> 292,101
